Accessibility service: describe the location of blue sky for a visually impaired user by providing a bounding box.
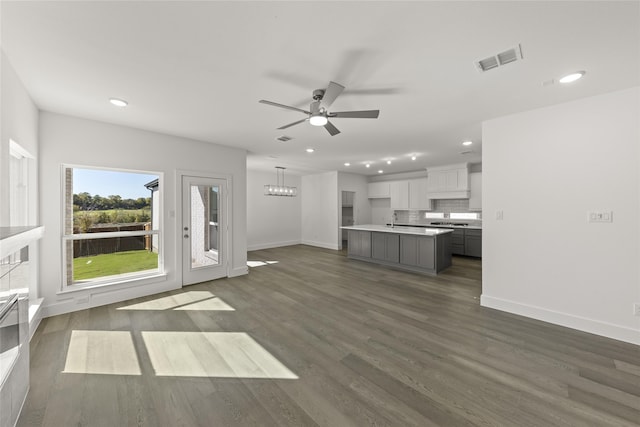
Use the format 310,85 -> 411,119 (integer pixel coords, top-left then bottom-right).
73,169 -> 158,199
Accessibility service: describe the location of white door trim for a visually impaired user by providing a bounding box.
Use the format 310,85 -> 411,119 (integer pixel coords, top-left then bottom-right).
177,170 -> 233,286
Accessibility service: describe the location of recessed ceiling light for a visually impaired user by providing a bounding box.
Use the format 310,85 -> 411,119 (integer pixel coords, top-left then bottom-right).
559,71 -> 585,84
109,98 -> 128,107
306,148 -> 315,153
365,164 -> 371,168
411,155 -> 417,161
344,162 -> 350,166
378,170 -> 383,174
386,160 -> 391,165
462,141 -> 473,146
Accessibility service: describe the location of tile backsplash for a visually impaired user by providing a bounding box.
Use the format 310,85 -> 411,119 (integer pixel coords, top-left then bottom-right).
394,199 -> 482,226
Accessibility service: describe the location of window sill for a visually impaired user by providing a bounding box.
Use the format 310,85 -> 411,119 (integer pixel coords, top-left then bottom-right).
56,272 -> 168,295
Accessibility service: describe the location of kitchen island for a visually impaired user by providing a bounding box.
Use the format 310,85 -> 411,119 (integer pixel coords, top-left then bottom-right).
340,224 -> 453,275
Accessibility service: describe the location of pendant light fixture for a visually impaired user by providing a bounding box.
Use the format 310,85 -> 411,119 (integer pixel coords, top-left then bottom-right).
264,166 -> 297,197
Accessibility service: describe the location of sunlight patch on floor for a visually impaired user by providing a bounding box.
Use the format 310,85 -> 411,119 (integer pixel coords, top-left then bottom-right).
63,330 -> 141,375
116,291 -> 235,311
141,331 -> 298,379
247,260 -> 279,268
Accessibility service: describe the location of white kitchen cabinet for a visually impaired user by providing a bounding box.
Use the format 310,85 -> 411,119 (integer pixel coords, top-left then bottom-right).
426,163 -> 470,199
469,172 -> 482,211
389,181 -> 409,209
367,182 -> 390,198
408,178 -> 432,210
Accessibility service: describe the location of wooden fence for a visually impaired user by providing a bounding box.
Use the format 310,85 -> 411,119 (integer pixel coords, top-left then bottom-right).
73,223 -> 152,257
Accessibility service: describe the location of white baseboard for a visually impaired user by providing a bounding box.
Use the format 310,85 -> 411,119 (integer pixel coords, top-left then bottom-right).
29,298 -> 44,341
247,240 -> 301,251
43,280 -> 179,318
301,240 -> 340,250
481,294 -> 640,345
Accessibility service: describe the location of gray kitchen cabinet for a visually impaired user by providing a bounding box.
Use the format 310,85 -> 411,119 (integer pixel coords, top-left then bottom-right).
344,227 -> 452,275
451,228 -> 465,255
347,230 -> 371,258
422,226 -> 482,258
464,229 -> 482,257
371,232 -> 400,263
400,235 -> 435,270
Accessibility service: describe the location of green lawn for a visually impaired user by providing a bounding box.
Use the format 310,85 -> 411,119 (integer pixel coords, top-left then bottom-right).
73,250 -> 158,281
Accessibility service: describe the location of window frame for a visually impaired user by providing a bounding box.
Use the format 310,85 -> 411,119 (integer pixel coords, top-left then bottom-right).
60,164 -> 164,291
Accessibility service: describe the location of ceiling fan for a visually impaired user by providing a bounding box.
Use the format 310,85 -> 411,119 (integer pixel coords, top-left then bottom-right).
259,81 -> 380,136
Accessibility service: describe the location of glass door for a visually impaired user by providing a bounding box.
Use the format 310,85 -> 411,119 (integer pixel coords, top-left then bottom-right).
182,176 -> 227,285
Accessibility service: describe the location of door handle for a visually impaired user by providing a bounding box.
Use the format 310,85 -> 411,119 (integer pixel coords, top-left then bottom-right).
184,234 -> 189,238
183,226 -> 189,231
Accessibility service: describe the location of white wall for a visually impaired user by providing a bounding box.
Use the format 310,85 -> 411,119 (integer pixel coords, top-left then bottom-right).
482,87 -> 640,345
246,169 -> 301,250
369,198 -> 392,226
301,171 -> 339,250
39,112 -> 247,316
1,51 -> 41,307
1,51 -> 39,227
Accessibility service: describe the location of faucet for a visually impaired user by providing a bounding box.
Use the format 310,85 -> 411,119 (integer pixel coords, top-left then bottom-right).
391,211 -> 397,228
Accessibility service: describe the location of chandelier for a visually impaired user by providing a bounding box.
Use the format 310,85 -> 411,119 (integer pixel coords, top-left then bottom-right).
264,166 -> 297,197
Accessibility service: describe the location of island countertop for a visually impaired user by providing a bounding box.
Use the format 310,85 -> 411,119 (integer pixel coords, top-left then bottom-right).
340,224 -> 454,236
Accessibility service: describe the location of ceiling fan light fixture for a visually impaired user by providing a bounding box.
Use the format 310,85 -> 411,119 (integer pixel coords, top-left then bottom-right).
309,115 -> 328,126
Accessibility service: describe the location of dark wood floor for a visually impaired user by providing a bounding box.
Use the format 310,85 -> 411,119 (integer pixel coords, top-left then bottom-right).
19,245 -> 640,426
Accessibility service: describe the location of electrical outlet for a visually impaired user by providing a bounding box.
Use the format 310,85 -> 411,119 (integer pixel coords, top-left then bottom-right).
495,210 -> 504,221
634,303 -> 640,317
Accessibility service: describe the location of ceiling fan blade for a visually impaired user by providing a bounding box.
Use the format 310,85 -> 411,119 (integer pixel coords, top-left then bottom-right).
324,121 -> 340,136
259,100 -> 310,115
331,110 -> 380,119
320,81 -> 345,109
277,118 -> 308,130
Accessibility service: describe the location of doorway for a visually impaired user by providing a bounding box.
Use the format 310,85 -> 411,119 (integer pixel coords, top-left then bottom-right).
341,191 -> 355,250
182,175 -> 228,285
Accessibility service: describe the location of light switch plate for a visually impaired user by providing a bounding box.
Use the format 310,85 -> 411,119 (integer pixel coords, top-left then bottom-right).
495,210 -> 504,221
588,211 -> 613,223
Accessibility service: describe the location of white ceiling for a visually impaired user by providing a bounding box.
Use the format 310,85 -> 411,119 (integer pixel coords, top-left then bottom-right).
2,1 -> 639,176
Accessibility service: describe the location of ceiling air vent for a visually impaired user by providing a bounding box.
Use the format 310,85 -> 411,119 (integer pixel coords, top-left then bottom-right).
275,135 -> 293,142
476,44 -> 523,72
477,56 -> 499,72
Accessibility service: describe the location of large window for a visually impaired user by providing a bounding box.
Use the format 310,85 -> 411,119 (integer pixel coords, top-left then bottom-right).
62,166 -> 162,288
